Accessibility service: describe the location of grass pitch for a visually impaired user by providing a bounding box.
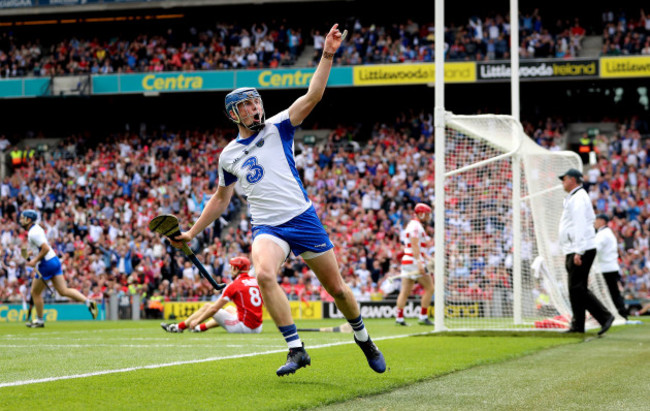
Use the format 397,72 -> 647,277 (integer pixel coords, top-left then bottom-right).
0,318 -> 646,410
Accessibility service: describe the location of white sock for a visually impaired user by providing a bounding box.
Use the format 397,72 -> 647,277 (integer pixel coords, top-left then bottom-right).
396,318 -> 405,323
348,316 -> 369,342
279,324 -> 302,349
419,315 -> 428,320
354,328 -> 369,342
85,299 -> 91,307
288,339 -> 303,349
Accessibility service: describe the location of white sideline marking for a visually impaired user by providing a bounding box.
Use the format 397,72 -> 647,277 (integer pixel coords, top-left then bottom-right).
0,332 -> 421,388
0,344 -> 270,349
1,337 -> 258,341
0,329 -> 148,339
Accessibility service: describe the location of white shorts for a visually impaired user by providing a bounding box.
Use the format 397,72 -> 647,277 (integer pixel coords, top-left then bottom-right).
213,308 -> 262,334
400,264 -> 423,280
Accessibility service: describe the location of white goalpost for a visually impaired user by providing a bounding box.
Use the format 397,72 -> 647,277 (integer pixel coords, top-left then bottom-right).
436,114 -> 626,330
432,0 -> 625,331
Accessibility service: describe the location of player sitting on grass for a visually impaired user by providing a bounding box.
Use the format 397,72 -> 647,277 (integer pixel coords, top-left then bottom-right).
161,256 -> 263,334
21,209 -> 98,327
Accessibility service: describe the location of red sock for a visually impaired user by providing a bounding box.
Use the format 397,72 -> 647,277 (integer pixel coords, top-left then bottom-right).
178,321 -> 187,330
199,323 -> 208,332
421,307 -> 428,316
397,308 -> 404,319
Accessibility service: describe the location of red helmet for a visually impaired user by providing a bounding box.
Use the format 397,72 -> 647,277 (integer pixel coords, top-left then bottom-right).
414,203 -> 432,214
229,256 -> 251,272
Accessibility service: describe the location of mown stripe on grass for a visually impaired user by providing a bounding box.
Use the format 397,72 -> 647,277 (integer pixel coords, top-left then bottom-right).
0,331 -> 423,388
315,322 -> 649,410
0,330 -> 579,410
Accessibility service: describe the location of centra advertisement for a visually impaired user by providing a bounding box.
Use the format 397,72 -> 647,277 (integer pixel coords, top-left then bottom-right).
0,303 -> 104,322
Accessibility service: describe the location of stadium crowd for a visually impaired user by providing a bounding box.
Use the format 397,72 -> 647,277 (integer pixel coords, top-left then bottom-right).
323,10 -> 588,66
0,20 -> 308,78
600,8 -> 650,56
0,7 -> 599,78
0,109 -> 649,318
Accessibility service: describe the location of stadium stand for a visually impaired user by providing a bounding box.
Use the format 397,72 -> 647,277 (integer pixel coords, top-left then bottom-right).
0,6 -> 608,78
1,1 -> 649,318
1,109 -> 649,317
600,7 -> 650,56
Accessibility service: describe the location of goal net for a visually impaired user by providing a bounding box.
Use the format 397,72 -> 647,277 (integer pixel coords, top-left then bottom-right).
436,112 -> 625,331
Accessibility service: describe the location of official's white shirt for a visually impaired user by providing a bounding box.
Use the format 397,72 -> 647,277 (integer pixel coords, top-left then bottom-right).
595,226 -> 620,272
218,110 -> 311,226
28,224 -> 56,261
558,186 -> 596,255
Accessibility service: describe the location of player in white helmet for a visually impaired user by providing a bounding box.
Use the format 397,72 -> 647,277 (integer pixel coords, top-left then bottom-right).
20,209 -> 98,327
169,24 -> 385,377
395,203 -> 435,326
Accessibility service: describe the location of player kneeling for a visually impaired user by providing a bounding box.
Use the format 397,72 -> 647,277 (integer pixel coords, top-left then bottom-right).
161,256 -> 263,334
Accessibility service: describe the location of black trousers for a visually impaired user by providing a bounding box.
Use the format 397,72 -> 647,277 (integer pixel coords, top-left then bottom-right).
565,249 -> 612,331
603,271 -> 628,319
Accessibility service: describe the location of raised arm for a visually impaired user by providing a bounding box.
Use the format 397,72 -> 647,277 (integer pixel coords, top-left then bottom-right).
288,23 -> 346,126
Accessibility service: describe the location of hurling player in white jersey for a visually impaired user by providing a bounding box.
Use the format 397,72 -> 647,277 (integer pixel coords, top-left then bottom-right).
170,24 -> 385,377
20,209 -> 98,327
395,203 -> 435,326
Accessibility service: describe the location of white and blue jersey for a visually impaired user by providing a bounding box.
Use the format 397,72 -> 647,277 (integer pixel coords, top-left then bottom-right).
28,224 -> 62,280
219,109 -> 311,226
219,109 -> 332,258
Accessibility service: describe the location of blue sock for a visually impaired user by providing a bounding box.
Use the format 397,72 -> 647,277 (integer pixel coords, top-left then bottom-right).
278,324 -> 302,349
348,315 -> 369,342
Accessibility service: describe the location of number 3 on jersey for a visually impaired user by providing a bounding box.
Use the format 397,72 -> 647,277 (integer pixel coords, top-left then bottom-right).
249,288 -> 262,307
242,157 -> 264,184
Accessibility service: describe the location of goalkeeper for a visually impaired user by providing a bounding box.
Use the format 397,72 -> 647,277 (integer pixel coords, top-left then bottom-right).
161,256 -> 263,334
395,203 -> 434,326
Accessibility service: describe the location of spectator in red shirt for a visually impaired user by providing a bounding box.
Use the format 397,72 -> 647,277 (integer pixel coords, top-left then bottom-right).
280,276 -> 295,300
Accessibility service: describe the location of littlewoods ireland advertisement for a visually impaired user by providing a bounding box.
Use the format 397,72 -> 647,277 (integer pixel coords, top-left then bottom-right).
322,301 -> 484,319
353,62 -> 476,85
476,59 -> 599,81
600,56 -> 650,78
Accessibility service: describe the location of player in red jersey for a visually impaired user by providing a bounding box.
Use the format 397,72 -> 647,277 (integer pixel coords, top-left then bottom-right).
161,256 -> 263,333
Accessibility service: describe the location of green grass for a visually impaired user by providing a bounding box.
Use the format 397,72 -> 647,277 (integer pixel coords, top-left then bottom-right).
0,319 -> 645,410
318,319 -> 650,410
